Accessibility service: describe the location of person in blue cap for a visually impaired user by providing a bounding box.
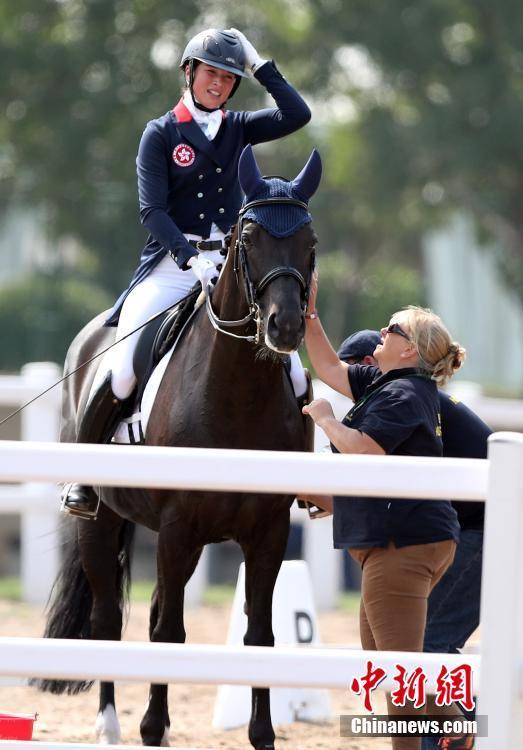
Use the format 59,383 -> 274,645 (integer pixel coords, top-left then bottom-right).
336,329 -> 381,366
62,27 -> 311,519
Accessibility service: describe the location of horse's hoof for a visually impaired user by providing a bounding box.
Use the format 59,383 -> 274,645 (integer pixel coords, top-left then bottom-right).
140,722 -> 170,747
95,705 -> 121,745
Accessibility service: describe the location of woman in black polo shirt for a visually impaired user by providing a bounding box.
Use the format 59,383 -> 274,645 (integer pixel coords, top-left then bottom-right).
303,279 -> 466,750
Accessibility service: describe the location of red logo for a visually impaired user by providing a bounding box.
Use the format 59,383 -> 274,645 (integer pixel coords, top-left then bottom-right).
435,664 -> 475,712
172,143 -> 195,167
348,660 -> 476,714
350,660 -> 387,712
391,664 -> 427,709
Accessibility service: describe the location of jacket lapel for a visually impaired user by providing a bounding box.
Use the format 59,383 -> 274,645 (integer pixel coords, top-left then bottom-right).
171,100 -> 224,167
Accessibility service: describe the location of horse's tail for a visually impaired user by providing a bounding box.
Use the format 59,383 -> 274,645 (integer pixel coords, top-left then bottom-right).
33,518 -> 135,695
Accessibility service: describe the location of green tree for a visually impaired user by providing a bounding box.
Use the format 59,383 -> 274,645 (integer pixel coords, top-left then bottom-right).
1,1 -> 200,292
3,0 -> 523,351
0,272 -> 112,369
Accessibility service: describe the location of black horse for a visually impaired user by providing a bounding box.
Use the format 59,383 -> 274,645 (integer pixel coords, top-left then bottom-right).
37,144 -> 322,748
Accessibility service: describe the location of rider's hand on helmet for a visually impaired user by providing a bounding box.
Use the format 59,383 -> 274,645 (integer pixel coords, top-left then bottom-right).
227,29 -> 267,74
187,254 -> 218,289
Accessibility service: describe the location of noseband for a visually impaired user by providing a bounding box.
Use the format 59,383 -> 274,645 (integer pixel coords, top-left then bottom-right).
205,197 -> 314,344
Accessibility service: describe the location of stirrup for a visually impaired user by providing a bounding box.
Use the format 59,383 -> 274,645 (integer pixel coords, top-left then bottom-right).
60,484 -> 101,521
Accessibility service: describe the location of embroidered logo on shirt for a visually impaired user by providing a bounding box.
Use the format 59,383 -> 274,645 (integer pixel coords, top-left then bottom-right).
172,143 -> 195,167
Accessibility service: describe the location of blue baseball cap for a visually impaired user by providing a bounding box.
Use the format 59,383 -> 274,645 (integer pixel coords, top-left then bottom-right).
337,330 -> 381,362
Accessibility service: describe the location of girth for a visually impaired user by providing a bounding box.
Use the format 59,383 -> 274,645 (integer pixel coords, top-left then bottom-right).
189,239 -> 224,252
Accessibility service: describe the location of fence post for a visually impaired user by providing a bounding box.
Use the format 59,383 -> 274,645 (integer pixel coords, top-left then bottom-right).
478,432 -> 523,749
20,362 -> 62,605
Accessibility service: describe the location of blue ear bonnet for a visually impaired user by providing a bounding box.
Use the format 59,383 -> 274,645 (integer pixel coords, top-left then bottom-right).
241,178 -> 312,238
238,145 -> 322,239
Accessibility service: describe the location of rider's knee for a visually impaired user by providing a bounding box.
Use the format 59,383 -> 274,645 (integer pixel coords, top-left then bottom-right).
110,367 -> 136,400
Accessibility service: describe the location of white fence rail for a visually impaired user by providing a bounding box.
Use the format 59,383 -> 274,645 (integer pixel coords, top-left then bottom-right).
0,440 -> 489,498
2,364 -> 522,609
0,364 -> 339,608
0,636 -> 479,690
0,434 -> 522,748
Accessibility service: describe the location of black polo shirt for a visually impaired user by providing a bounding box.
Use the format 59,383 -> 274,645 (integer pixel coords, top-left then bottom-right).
332,365 -> 460,549
440,391 -> 491,530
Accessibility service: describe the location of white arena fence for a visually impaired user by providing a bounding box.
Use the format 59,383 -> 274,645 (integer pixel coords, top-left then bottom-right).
0,363 -> 337,608
2,363 -> 523,609
0,363 -> 62,605
0,435 -> 520,748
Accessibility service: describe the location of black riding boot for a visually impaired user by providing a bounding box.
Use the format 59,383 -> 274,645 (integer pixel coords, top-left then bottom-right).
62,372 -> 127,520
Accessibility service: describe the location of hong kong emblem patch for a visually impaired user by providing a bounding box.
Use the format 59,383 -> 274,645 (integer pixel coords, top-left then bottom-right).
172,143 -> 196,167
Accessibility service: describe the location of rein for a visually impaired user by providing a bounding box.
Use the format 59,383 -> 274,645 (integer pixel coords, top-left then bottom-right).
204,196 -> 313,344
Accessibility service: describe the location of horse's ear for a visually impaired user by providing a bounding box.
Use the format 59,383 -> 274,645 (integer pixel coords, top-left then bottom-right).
238,145 -> 265,199
292,149 -> 322,202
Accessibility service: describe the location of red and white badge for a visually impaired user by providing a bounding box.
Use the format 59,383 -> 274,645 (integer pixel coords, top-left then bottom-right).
172,143 -> 195,167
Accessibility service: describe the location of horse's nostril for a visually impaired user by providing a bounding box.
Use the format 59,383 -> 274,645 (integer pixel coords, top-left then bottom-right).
267,312 -> 279,335
265,310 -> 304,353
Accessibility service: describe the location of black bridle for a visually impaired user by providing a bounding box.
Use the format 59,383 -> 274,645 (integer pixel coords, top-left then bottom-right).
205,197 -> 315,344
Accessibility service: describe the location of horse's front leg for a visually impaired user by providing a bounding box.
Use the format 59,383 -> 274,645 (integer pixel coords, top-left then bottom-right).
242,505 -> 291,750
140,522 -> 202,747
77,505 -> 130,745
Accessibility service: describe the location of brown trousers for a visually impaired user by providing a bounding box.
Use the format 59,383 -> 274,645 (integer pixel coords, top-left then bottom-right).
350,540 -> 457,750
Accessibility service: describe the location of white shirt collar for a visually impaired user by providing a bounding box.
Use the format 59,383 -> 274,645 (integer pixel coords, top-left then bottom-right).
182,91 -> 223,141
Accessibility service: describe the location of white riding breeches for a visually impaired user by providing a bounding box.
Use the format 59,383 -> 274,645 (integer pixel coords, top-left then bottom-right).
102,254 -> 199,400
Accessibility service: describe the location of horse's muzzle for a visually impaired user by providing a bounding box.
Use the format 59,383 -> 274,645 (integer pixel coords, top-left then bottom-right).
265,310 -> 305,353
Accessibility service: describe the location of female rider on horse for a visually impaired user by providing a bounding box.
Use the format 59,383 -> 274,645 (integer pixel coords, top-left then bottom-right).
63,28 -> 312,519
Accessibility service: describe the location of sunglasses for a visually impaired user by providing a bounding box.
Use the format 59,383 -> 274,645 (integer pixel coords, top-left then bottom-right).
386,322 -> 412,342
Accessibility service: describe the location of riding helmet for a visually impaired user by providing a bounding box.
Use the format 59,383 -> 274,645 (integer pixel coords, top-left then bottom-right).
180,29 -> 248,100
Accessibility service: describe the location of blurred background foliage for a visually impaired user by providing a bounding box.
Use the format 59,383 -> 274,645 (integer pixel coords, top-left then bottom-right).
1,0 -> 523,369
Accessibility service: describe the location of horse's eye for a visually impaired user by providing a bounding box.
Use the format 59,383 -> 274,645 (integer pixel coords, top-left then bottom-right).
241,233 -> 253,248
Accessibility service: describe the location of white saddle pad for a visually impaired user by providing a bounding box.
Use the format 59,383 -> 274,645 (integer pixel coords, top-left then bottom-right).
112,344 -> 175,444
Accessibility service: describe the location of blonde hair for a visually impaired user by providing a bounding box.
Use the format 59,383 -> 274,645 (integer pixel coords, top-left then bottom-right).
393,306 -> 466,387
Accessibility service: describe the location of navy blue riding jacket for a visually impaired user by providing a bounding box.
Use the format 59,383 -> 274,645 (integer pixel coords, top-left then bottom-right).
106,61 -> 311,325
332,365 -> 460,550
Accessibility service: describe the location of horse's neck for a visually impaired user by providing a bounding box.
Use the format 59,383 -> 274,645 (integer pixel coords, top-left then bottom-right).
209,256 -> 250,326
204,269 -> 282,388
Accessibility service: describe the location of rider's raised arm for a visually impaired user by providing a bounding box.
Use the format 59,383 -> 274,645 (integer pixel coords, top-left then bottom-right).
227,30 -> 310,144
241,62 -> 311,143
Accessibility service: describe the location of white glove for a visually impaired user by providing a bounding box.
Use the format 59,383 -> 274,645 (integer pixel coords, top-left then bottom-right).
187,254 -> 218,289
228,28 -> 267,74
198,248 -> 224,266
